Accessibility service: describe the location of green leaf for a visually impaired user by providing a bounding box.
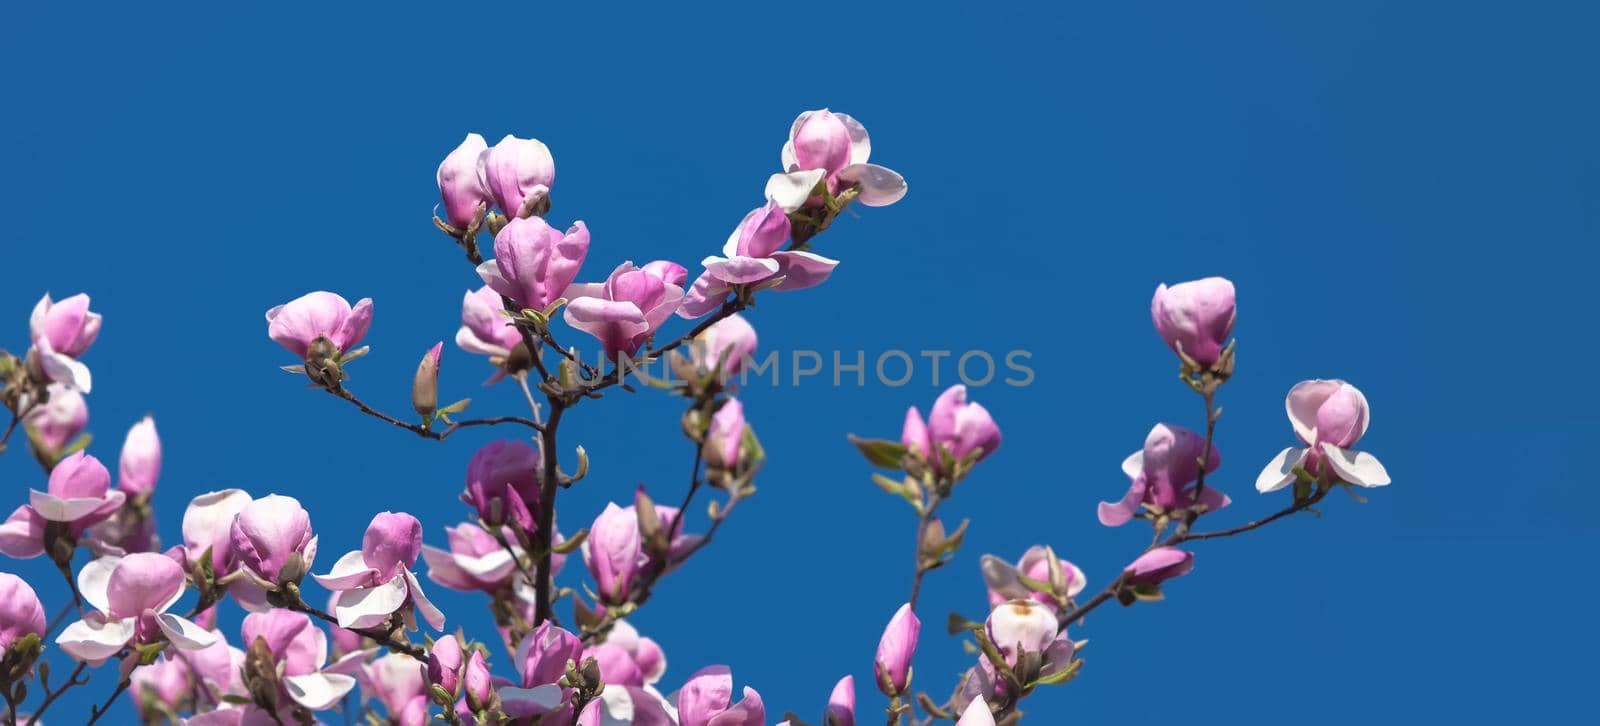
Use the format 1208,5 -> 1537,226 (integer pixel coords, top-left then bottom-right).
848,435 -> 907,469
1029,659 -> 1084,687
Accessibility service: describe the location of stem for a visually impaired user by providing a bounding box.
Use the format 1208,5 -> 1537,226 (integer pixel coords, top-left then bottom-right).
5,686 -> 17,726
327,386 -> 541,439
907,494 -> 943,612
85,673 -> 131,725
1191,390 -> 1217,507
532,402 -> 565,626
286,591 -> 427,661
27,662 -> 88,725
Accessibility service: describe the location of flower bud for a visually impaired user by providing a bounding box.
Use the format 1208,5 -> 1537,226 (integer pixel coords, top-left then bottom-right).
792,109 -> 854,175
477,216 -> 590,311
874,603 -> 919,696
23,383 -> 86,452
463,649 -> 493,712
0,573 -> 46,652
827,674 -> 855,726
482,134 -> 556,218
927,385 -> 1001,464
1123,547 -> 1194,586
461,440 -> 541,532
703,398 -> 746,471
228,494 -> 316,586
677,666 -> 764,726
585,503 -> 642,605
413,342 -> 443,417
984,600 -> 1059,667
437,133 -> 492,228
427,634 -> 464,697
30,293 -> 102,358
118,415 -> 162,496
518,621 -> 582,687
692,313 -> 758,379
1150,277 -> 1236,368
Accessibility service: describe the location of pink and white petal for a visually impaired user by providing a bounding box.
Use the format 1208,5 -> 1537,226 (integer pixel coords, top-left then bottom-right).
1120,450 -> 1145,480
780,139 -> 799,173
766,251 -> 839,291
28,490 -> 110,523
312,550 -> 377,591
641,285 -> 685,334
227,580 -> 271,613
837,163 -> 907,207
836,113 -> 874,166
1255,447 -> 1309,493
455,326 -> 509,358
476,260 -> 515,300
562,282 -> 609,302
677,274 -> 733,320
1064,562 -> 1088,598
702,256 -> 781,285
285,672 -> 358,710
56,617 -> 135,663
500,684 -> 570,718
1286,380 -> 1343,445
452,548 -> 517,583
36,340 -> 93,393
1319,444 -> 1391,488
1097,477 -> 1147,527
956,698 -> 997,726
78,555 -> 119,614
404,569 -> 446,631
157,613 -> 220,650
419,546 -> 481,592
564,298 -> 651,346
764,170 -> 827,212
0,506 -> 44,559
324,647 -> 379,677
1196,485 -> 1231,514
333,575 -> 409,629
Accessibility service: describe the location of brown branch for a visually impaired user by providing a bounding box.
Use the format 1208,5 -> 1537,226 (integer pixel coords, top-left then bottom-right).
531,402 -> 566,626
325,386 -> 542,439
284,589 -> 427,661
28,661 -> 90,726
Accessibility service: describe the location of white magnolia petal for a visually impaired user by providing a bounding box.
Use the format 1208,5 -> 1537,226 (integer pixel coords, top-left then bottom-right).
77,555 -> 120,614
157,613 -> 219,650
1255,447 -> 1309,493
28,490 -> 109,523
956,697 -> 998,726
404,569 -> 446,631
455,548 -> 515,580
38,347 -> 93,393
1120,450 -> 1145,480
325,647 -> 379,677
836,112 -> 873,165
763,169 -> 826,212
500,684 -> 570,718
836,163 -> 907,207
311,550 -> 375,590
285,672 -> 358,710
56,617 -> 135,663
333,575 -> 409,629
1320,443 -> 1391,488
455,326 -> 509,358
780,139 -> 799,173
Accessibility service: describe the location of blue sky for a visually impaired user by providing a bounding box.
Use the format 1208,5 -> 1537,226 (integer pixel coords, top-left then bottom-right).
2,1 -> 1596,722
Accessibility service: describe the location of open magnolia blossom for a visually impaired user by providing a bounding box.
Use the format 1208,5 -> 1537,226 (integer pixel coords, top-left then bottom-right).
21,382 -> 87,452
265,291 -> 373,360
981,546 -> 1087,609
456,285 -> 527,383
563,260 -> 688,360
1099,422 -> 1229,526
27,451 -> 126,536
477,216 -> 591,312
679,201 -> 840,319
243,608 -> 372,714
1256,379 -> 1391,492
766,108 -> 907,211
313,512 -> 444,631
57,552 -> 217,662
421,521 -> 523,593
28,292 -> 100,393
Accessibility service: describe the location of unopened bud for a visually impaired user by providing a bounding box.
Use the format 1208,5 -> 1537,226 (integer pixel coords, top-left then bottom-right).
413,342 -> 443,417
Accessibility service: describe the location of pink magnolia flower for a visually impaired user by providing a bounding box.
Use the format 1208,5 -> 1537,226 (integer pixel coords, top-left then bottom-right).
0,506 -> 45,559
422,522 -> 521,593
1098,423 -> 1228,527
0,573 -> 46,651
476,216 -> 590,311
828,675 -> 855,726
675,665 -> 765,726
313,512 -> 444,631
131,654 -> 194,714
955,698 -> 996,726
180,627 -> 247,706
265,291 -> 373,359
463,649 -> 493,711
427,632 -> 465,698
563,261 -> 687,360
56,552 -> 217,662
482,134 -> 556,219
22,383 -> 87,452
985,600 -> 1069,668
499,621 -> 583,719
29,292 -> 101,392
1150,277 -> 1235,368
903,385 -> 1002,466
679,201 -> 838,318
690,313 -> 759,380
361,651 -> 428,720
461,440 -> 542,532
28,451 -> 125,534
437,133 -> 493,228
980,546 -> 1087,609
767,109 -> 907,211
118,415 -> 162,496
177,489 -> 253,575
703,398 -> 746,471
228,494 -> 318,588
585,503 -> 642,605
584,642 -> 644,687
1123,547 -> 1194,585
602,620 -> 667,685
1257,380 -> 1391,492
456,285 -> 525,381
576,685 -> 678,726
874,603 -> 919,696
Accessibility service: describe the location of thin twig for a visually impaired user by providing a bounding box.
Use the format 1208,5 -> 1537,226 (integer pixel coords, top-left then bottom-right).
27,661 -> 89,725
531,402 -> 565,626
285,591 -> 427,661
326,386 -> 541,439
907,494 -> 944,612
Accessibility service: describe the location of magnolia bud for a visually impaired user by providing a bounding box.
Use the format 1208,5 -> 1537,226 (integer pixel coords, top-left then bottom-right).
413,342 -> 443,417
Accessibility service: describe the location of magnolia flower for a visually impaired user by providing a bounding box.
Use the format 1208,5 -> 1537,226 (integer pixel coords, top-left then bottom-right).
563,261 -> 687,360
584,642 -> 644,686
903,385 -> 1001,466
131,654 -> 194,714
1151,277 -> 1236,368
179,627 -> 247,706
29,292 -> 101,392
678,201 -> 839,318
690,312 -> 758,379
427,632 -> 465,698
461,440 -> 543,532
1124,547 -> 1194,585
463,650 -> 494,711
827,675 -> 855,726
499,622 -> 584,719
118,415 -> 162,495
603,620 -> 667,685
0,573 -> 46,651
985,600 -> 1070,669
456,286 -> 526,382
477,216 -> 590,311
422,522 -> 521,593
955,698 -> 996,726
482,134 -> 556,219
1099,423 -> 1228,527
980,546 -> 1087,609
703,398 -> 747,473
229,494 -> 318,596
175,489 -> 253,577
874,603 -> 919,696
362,652 -> 430,723
57,553 -> 217,662
314,512 -> 444,631
676,666 -> 764,726
437,133 -> 493,228
0,506 -> 45,559
767,109 -> 907,211
585,503 -> 642,605
1257,380 -> 1391,492
577,685 -> 678,726
265,291 -> 373,359
22,383 -> 87,452
29,451 -> 125,533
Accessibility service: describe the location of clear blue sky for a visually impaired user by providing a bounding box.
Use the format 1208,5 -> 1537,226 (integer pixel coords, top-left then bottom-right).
3,1 -> 1595,723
